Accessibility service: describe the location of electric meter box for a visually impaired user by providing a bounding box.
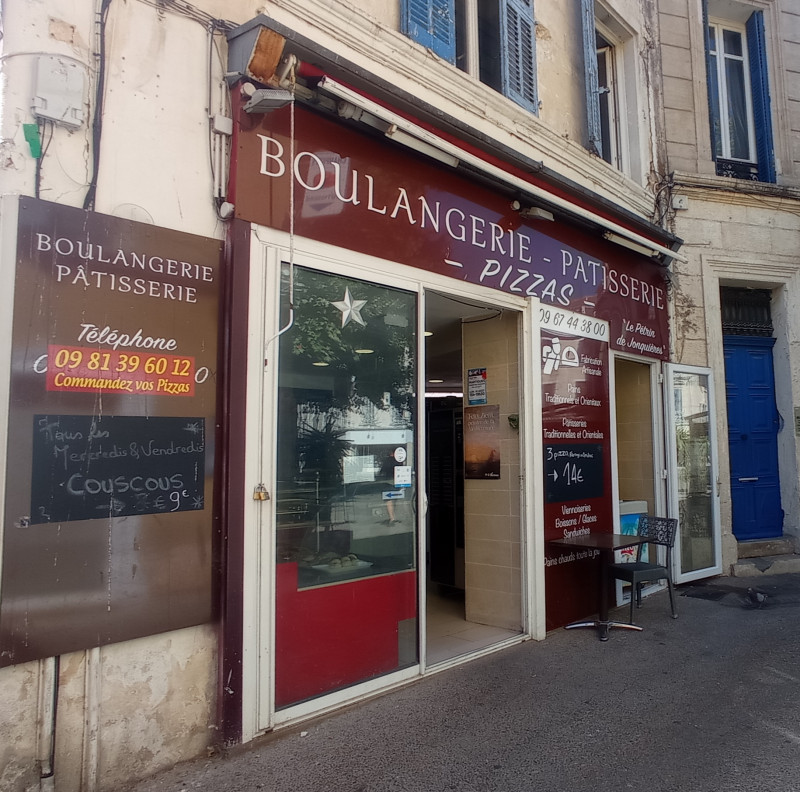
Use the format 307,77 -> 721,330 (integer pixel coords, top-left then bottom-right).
32,55 -> 86,128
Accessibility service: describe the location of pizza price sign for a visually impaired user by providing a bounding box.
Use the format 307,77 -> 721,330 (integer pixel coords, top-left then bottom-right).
46,345 -> 197,396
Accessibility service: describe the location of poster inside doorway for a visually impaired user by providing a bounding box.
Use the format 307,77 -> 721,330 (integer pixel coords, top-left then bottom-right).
464,404 -> 501,479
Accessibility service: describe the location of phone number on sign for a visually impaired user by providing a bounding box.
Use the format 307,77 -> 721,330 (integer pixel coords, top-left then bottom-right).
46,345 -> 200,396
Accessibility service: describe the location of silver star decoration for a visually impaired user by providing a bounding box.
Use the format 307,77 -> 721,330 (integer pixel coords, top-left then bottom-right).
331,288 -> 367,327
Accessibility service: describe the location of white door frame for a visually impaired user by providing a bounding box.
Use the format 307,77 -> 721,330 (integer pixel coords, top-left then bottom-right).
240,226 -> 540,738
665,363 -> 723,583
608,352 -> 668,604
609,352 -> 669,525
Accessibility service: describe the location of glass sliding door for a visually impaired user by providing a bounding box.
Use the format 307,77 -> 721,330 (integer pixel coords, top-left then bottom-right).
274,265 -> 418,709
666,365 -> 722,582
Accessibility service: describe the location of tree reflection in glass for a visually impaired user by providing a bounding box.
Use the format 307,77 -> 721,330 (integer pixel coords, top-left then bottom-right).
275,265 -> 417,587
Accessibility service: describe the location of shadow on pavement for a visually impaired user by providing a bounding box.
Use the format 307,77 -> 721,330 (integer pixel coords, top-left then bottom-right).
680,572 -> 800,609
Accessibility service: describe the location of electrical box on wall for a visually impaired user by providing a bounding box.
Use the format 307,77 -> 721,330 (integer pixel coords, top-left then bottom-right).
32,55 -> 86,128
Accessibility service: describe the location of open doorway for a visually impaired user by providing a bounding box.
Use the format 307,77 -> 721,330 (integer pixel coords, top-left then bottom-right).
613,356 -> 659,605
424,292 -> 523,665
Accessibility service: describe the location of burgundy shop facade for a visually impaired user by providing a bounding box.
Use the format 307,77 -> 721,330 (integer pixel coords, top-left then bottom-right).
222,71 -> 675,737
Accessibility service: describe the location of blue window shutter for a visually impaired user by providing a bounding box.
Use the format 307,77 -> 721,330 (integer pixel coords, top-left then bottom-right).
500,0 -> 538,114
746,11 -> 776,183
581,0 -> 602,156
401,0 -> 456,64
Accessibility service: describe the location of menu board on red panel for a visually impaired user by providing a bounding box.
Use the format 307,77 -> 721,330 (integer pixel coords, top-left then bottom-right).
0,197 -> 222,667
539,306 -> 613,630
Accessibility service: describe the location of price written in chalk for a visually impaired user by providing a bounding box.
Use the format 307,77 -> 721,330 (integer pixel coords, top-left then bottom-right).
548,461 -> 584,486
539,307 -> 609,342
544,443 -> 604,503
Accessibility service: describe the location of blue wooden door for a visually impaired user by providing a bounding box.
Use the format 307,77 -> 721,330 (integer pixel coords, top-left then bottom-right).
723,336 -> 783,540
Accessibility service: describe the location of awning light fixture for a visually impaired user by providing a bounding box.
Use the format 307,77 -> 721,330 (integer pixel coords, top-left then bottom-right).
512,201 -> 554,222
603,231 -> 661,258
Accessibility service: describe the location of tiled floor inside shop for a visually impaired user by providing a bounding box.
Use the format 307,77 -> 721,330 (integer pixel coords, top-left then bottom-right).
425,587 -> 520,666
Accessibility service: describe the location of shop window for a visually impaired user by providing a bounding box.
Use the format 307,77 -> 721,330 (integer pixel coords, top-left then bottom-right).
274,265 -> 419,708
401,0 -> 539,114
703,1 -> 775,182
276,267 -> 417,588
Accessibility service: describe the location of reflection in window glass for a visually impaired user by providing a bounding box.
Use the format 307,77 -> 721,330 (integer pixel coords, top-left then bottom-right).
276,266 -> 417,587
274,266 -> 418,709
674,373 -> 715,574
707,21 -> 754,164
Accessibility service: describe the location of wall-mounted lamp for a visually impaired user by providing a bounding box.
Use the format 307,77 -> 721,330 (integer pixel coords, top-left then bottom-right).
512,200 -> 554,222
603,231 -> 661,258
243,87 -> 294,114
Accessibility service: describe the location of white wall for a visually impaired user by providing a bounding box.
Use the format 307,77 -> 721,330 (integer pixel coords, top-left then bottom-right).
0,626 -> 217,792
0,3 -> 223,789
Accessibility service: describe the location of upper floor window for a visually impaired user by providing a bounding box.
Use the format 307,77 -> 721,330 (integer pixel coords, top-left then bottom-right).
582,0 -> 634,175
401,0 -> 538,114
704,2 -> 775,182
593,30 -> 620,168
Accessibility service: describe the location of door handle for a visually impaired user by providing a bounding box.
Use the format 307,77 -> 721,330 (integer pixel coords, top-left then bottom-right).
738,477 -> 759,482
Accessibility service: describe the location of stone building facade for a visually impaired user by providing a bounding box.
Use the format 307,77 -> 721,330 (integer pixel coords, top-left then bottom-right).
659,0 -> 800,573
4,1 -> 781,790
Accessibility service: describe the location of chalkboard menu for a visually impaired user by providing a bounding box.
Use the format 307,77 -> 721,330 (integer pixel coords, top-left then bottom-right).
31,415 -> 206,524
544,443 -> 604,503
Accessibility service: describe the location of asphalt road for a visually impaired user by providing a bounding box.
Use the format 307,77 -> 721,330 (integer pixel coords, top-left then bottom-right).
124,574 -> 800,792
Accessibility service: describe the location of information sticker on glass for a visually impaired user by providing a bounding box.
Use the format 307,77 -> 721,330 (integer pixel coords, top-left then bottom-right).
394,465 -> 412,487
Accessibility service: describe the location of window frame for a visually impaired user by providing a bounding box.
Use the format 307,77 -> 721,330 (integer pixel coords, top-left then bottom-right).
403,0 -> 538,115
595,30 -> 623,170
582,0 -> 632,175
707,17 -> 757,164
702,1 -> 776,183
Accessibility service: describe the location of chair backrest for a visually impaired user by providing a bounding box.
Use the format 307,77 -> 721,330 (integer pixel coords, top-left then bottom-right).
638,515 -> 678,549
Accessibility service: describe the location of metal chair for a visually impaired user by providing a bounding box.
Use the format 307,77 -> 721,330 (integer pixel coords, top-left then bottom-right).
608,515 -> 678,624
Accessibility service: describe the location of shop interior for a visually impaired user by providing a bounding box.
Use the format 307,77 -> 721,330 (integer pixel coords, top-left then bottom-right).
613,357 -> 658,604
424,291 -> 522,665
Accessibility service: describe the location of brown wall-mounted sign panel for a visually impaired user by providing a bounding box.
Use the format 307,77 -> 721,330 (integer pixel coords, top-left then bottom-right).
0,198 -> 223,667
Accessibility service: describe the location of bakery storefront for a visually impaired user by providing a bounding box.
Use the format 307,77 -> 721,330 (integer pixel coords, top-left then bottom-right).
222,20 -> 684,739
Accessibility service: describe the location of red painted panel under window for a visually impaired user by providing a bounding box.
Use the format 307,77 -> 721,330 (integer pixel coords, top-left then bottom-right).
275,563 -> 417,709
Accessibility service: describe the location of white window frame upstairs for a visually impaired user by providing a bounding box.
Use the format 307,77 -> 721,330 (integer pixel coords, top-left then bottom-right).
707,17 -> 757,164
582,0 -> 641,181
595,26 -> 626,172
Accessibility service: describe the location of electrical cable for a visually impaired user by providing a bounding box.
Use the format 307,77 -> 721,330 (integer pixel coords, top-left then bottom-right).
33,119 -> 54,199
83,0 -> 112,210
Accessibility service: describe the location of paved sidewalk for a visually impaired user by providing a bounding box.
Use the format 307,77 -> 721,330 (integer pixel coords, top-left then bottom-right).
125,574 -> 800,792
